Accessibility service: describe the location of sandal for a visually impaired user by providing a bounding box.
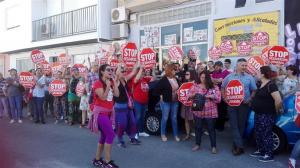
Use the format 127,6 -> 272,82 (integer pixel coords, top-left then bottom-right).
183,135 -> 190,141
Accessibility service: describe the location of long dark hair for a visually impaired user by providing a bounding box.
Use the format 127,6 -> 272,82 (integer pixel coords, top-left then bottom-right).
197,70 -> 214,89
98,64 -> 109,88
184,70 -> 197,83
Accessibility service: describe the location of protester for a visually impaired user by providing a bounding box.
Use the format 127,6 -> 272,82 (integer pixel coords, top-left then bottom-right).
155,63 -> 180,142
0,73 -> 9,118
90,64 -> 119,168
86,62 -> 99,105
53,71 -> 68,124
68,67 -> 83,125
32,68 -> 46,124
281,65 -> 298,97
133,66 -> 156,138
44,72 -> 54,117
196,62 -> 207,76
289,139 -> 300,168
211,61 -> 231,131
224,59 -> 233,72
79,88 -> 89,128
250,66 -> 282,162
6,68 -> 24,124
114,64 -> 140,148
181,70 -> 197,141
207,61 -> 214,74
188,71 -> 221,153
221,58 -> 257,156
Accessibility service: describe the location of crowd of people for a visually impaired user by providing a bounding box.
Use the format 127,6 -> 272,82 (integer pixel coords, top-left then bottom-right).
0,57 -> 299,168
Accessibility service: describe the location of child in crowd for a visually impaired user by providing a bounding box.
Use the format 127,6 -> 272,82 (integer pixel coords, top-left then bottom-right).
79,89 -> 89,128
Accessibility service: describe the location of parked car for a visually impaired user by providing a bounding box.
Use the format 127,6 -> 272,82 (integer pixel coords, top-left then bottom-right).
245,94 -> 300,153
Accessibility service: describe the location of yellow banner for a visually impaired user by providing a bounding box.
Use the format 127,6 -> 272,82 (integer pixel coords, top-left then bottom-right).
214,11 -> 279,57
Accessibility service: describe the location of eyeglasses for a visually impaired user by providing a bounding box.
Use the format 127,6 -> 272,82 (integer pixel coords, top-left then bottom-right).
185,74 -> 190,76
105,68 -> 113,72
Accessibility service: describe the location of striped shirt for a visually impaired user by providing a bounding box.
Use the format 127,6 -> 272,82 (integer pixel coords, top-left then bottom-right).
189,84 -> 221,118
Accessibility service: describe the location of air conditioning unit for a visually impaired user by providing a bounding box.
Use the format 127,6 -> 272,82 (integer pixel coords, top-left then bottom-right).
41,23 -> 50,34
111,23 -> 129,39
111,7 -> 129,24
112,40 -> 127,54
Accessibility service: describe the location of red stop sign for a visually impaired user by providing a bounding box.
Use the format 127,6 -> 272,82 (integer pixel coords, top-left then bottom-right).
49,79 -> 67,97
208,46 -> 222,61
168,46 -> 183,61
220,40 -> 233,54
73,64 -> 87,75
39,60 -> 51,75
58,53 -> 71,67
139,48 -> 156,70
76,81 -> 86,96
19,72 -> 35,88
295,92 -> 300,114
247,56 -> 265,76
225,80 -> 244,106
177,82 -> 194,106
122,42 -> 138,68
31,49 -> 45,64
261,46 -> 271,64
51,62 -> 62,75
268,46 -> 290,65
109,56 -> 119,70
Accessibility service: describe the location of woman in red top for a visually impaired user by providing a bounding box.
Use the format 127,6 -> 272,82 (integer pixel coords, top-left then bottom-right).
133,66 -> 155,138
91,64 -> 119,168
188,71 -> 221,154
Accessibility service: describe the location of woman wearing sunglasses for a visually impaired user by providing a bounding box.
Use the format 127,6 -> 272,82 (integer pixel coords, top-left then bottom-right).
91,64 -> 119,168
114,64 -> 141,148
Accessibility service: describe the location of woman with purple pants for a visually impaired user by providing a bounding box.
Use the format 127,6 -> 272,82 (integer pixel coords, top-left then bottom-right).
89,64 -> 119,168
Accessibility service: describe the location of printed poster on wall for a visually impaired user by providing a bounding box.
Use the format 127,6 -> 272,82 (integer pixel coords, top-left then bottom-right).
214,11 -> 279,57
165,34 -> 177,46
183,27 -> 194,42
194,29 -> 208,41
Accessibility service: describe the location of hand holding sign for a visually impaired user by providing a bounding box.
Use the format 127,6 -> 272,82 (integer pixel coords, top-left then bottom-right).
177,82 -> 194,106
49,79 -> 67,97
19,72 -> 35,88
225,80 -> 244,106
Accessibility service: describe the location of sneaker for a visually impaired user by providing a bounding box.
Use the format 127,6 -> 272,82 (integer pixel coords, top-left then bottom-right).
18,119 -> 22,123
250,150 -> 264,158
134,134 -> 139,140
130,138 -> 141,145
117,142 -> 126,148
203,131 -> 209,136
190,132 -> 196,137
139,132 -> 150,137
92,158 -> 104,167
258,155 -> 274,162
54,120 -> 58,124
288,158 -> 296,168
60,116 -> 64,120
103,160 -> 119,168
9,119 -> 15,124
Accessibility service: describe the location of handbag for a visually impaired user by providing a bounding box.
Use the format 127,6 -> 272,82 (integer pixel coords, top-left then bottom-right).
124,85 -> 134,109
191,90 -> 208,111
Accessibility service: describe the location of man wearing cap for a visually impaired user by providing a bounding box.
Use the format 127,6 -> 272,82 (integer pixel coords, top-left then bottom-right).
6,68 -> 24,124
211,61 -> 231,132
221,58 -> 257,156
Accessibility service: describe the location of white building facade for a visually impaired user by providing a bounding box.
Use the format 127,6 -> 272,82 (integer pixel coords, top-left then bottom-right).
0,0 -> 116,76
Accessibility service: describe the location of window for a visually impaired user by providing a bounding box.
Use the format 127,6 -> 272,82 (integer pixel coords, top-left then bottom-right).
6,5 -> 21,29
16,59 -> 34,72
182,20 -> 208,44
49,56 -> 58,63
161,24 -> 181,46
256,0 -> 273,3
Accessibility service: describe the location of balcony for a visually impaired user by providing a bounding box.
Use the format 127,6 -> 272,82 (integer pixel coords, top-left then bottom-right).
32,5 -> 97,42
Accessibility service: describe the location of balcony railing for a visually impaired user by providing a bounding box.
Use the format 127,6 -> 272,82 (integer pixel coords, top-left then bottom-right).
32,5 -> 97,42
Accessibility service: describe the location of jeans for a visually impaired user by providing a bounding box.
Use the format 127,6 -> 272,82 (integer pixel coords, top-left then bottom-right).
0,97 -> 10,118
44,91 -> 54,116
194,116 -> 216,148
33,97 -> 45,122
227,104 -> 250,148
134,101 -> 147,133
160,101 -> 179,136
254,113 -> 275,156
291,139 -> 300,159
8,95 -> 23,120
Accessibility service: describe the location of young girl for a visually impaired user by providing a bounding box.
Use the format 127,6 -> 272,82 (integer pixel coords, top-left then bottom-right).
79,89 -> 89,128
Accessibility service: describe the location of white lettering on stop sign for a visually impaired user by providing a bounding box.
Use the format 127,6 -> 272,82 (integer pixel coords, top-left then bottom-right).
226,86 -> 243,95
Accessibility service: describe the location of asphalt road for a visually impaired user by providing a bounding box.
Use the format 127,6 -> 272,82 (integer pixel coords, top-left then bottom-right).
0,117 -> 290,168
